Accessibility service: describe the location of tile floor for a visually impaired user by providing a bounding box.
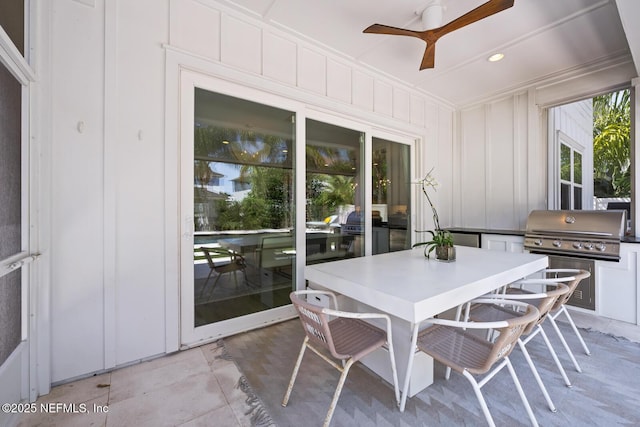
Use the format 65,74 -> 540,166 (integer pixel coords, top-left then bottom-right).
14,309 -> 640,427
15,342 -> 254,427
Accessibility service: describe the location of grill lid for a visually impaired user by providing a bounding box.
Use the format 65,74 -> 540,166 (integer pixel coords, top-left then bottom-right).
524,210 -> 626,261
525,210 -> 626,240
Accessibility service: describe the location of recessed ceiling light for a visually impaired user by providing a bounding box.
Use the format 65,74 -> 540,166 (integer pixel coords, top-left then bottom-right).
488,53 -> 505,62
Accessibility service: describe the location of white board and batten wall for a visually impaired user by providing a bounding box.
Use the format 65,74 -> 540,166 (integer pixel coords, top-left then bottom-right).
31,0 -> 637,392
38,0 -> 455,388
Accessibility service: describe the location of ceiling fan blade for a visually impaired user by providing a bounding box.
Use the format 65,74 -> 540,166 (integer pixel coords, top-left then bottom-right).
365,24 -> 436,69
363,0 -> 514,70
438,0 -> 514,37
419,42 -> 436,70
363,24 -> 424,39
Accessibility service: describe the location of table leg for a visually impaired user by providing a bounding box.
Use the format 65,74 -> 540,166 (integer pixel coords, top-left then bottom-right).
399,323 -> 420,412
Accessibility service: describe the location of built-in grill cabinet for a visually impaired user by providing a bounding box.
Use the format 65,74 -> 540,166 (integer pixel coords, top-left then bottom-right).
524,210 -> 626,310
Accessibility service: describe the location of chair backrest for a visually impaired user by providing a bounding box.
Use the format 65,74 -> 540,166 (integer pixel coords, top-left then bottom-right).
483,302 -> 539,371
200,247 -> 245,271
200,247 -> 217,269
289,291 -> 343,360
545,269 -> 590,310
505,282 -> 570,333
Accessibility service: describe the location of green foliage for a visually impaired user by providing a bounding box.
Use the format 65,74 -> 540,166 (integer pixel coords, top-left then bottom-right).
214,165 -> 293,230
306,174 -> 355,221
593,90 -> 631,197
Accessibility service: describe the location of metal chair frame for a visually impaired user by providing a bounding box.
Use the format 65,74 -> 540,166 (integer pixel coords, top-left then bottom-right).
471,281 -> 571,413
283,290 -> 400,427
542,269 -> 592,372
199,246 -> 246,298
417,298 -> 541,427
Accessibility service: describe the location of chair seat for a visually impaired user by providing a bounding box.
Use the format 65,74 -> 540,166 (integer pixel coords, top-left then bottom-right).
417,325 -> 496,375
215,262 -> 242,274
471,303 -> 538,335
471,303 -> 517,322
329,317 -> 387,361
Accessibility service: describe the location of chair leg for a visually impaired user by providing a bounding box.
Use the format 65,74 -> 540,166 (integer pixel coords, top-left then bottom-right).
282,337 -> 309,407
198,269 -> 215,298
323,359 -> 355,427
548,313 -> 582,373
505,357 -> 540,427
517,338 -> 557,412
559,305 -> 591,356
203,273 -> 222,299
462,370 -> 497,427
537,325 -> 572,387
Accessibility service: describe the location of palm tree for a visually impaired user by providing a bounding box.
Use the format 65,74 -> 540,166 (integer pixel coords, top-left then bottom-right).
593,90 -> 631,196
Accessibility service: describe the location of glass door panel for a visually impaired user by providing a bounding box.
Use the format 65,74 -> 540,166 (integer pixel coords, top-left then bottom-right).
0,60 -> 23,370
305,119 -> 364,265
192,89 -> 295,327
372,137 -> 411,254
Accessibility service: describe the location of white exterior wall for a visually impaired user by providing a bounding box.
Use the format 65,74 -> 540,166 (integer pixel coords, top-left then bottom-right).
548,99 -> 595,209
455,92 -> 539,231
38,0 -> 455,384
33,0 -> 634,388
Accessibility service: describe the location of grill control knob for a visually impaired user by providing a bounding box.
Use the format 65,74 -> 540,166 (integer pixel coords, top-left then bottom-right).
553,240 -> 562,248
595,243 -> 606,251
584,242 -> 594,250
572,242 -> 582,249
534,239 -> 543,246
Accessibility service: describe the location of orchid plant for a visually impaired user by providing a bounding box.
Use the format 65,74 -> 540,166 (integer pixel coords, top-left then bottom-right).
413,168 -> 453,258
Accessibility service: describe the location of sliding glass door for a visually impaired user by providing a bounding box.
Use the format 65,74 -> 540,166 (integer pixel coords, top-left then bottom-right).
179,75 -> 415,346
188,89 -> 296,333
372,137 -> 412,253
305,119 -> 364,264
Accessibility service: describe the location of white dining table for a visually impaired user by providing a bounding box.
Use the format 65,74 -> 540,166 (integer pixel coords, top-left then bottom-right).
304,245 -> 548,411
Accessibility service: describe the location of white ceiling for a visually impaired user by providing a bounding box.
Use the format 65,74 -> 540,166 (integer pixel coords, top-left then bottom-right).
216,0 -> 639,107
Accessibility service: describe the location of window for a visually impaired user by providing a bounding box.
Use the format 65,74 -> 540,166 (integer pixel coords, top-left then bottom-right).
549,89 -> 631,225
560,142 -> 583,210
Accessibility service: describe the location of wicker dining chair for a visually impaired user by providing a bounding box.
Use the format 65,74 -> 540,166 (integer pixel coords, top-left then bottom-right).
199,247 -> 246,297
416,299 -> 540,427
506,269 -> 592,373
283,290 -> 400,427
544,269 -> 592,367
469,280 -> 571,412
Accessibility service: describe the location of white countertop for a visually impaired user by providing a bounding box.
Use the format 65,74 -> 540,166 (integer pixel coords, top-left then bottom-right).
305,245 -> 548,324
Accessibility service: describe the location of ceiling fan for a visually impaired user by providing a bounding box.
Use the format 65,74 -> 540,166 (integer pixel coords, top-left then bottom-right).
363,0 -> 515,70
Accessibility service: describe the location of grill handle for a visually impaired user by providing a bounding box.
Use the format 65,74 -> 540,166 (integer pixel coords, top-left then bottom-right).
529,229 -> 614,237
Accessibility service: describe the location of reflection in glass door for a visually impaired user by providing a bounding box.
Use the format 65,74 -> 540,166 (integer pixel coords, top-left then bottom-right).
192,90 -> 296,327
372,137 -> 412,253
305,119 -> 364,265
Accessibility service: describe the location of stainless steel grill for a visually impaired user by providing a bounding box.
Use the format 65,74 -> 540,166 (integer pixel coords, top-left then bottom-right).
524,209 -> 626,261
341,210 -> 383,235
524,209 -> 626,311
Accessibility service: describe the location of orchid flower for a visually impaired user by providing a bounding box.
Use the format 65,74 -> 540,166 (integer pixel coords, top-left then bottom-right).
415,167 -> 441,231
